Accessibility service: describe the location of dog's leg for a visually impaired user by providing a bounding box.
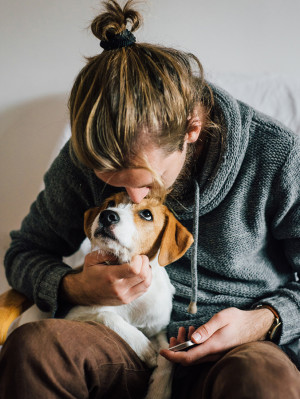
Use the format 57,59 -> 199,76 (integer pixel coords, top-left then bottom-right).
145,332 -> 174,399
67,310 -> 157,368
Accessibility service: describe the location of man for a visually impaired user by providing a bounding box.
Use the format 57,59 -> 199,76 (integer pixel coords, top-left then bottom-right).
1,0 -> 299,397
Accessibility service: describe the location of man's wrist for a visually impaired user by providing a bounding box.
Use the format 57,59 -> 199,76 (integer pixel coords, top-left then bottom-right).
59,271 -> 85,305
255,304 -> 282,342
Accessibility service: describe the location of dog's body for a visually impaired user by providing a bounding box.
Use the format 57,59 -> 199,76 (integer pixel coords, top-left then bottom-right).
66,192 -> 194,398
66,253 -> 174,367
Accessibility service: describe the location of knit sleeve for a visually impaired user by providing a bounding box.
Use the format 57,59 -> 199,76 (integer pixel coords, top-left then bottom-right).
254,136 -> 300,345
4,142 -> 95,315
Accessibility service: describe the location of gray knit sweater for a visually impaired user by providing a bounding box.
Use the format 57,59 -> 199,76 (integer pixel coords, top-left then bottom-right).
4,84 -> 300,364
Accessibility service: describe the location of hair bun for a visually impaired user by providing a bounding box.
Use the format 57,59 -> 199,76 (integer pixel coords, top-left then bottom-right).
91,0 -> 142,42
100,28 -> 136,50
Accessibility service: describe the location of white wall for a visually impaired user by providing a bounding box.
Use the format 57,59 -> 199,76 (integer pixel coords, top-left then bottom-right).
1,0 -> 299,292
1,0 -> 299,111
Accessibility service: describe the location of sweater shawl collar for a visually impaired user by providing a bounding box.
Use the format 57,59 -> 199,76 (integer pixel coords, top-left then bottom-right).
168,83 -> 254,216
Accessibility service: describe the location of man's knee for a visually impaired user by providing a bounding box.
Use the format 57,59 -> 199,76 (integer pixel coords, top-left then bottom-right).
205,342 -> 300,399
0,319 -> 79,376
0,319 -> 152,399
1,318 -> 144,367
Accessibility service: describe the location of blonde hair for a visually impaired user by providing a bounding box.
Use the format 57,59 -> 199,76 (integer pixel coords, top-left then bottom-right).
69,0 -> 218,175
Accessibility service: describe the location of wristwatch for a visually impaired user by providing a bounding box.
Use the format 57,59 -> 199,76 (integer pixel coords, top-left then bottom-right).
255,304 -> 282,342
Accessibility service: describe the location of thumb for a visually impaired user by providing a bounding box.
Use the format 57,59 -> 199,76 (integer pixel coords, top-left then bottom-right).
129,254 -> 150,270
191,314 -> 222,344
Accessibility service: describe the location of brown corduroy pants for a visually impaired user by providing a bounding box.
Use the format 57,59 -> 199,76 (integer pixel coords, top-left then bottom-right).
0,319 -> 299,399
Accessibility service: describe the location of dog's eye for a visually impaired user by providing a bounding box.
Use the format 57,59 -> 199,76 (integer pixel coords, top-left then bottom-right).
139,209 -> 153,221
107,200 -> 115,208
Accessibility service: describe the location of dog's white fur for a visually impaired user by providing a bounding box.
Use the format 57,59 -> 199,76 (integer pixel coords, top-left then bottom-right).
65,192 -> 193,399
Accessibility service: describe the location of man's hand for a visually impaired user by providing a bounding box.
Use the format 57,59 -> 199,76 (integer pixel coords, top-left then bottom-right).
160,307 -> 275,366
61,251 -> 152,306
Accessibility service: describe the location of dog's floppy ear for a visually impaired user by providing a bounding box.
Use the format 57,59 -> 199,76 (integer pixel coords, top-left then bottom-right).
158,209 -> 194,267
84,207 -> 101,239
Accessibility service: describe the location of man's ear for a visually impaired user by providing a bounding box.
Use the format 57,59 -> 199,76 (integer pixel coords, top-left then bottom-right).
84,207 -> 101,239
158,209 -> 194,267
185,111 -> 202,143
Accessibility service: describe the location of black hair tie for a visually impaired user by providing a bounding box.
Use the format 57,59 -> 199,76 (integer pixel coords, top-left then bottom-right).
100,29 -> 136,50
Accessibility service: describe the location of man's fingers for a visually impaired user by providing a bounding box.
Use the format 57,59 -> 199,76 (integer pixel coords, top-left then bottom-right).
161,350 -> 222,366
86,253 -> 151,285
160,348 -> 189,364
85,250 -> 118,266
160,335 -> 225,366
188,326 -> 196,339
169,337 -> 177,347
160,344 -> 206,366
177,327 -> 187,343
83,252 -> 152,304
114,255 -> 151,283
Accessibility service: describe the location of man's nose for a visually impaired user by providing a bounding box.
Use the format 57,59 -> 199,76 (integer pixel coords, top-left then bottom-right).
125,187 -> 150,203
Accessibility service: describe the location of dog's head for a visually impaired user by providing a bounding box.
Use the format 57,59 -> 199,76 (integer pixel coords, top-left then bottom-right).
84,192 -> 194,266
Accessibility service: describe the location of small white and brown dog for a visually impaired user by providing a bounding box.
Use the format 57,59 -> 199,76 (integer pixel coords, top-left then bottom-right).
5,192 -> 193,398
65,191 -> 194,398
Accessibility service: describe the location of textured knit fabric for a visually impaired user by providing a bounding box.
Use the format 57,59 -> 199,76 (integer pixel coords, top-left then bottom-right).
4,84 -> 300,363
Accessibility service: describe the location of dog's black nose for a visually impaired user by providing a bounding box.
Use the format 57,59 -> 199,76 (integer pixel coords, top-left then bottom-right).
99,210 -> 120,227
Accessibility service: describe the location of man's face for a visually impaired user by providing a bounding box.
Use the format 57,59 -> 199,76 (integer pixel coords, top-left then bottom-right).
94,143 -> 188,204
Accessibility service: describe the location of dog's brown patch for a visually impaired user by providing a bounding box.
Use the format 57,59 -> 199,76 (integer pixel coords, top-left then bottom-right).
84,192 -> 194,267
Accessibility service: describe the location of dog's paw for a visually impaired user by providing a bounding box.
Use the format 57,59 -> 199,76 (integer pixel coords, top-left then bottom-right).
142,344 -> 158,368
132,338 -> 157,368
125,332 -> 157,368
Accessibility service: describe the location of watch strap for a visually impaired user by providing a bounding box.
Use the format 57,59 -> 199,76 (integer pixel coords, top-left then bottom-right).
255,304 -> 282,342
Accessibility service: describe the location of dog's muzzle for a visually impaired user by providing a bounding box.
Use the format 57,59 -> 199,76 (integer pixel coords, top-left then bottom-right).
94,210 -> 120,240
